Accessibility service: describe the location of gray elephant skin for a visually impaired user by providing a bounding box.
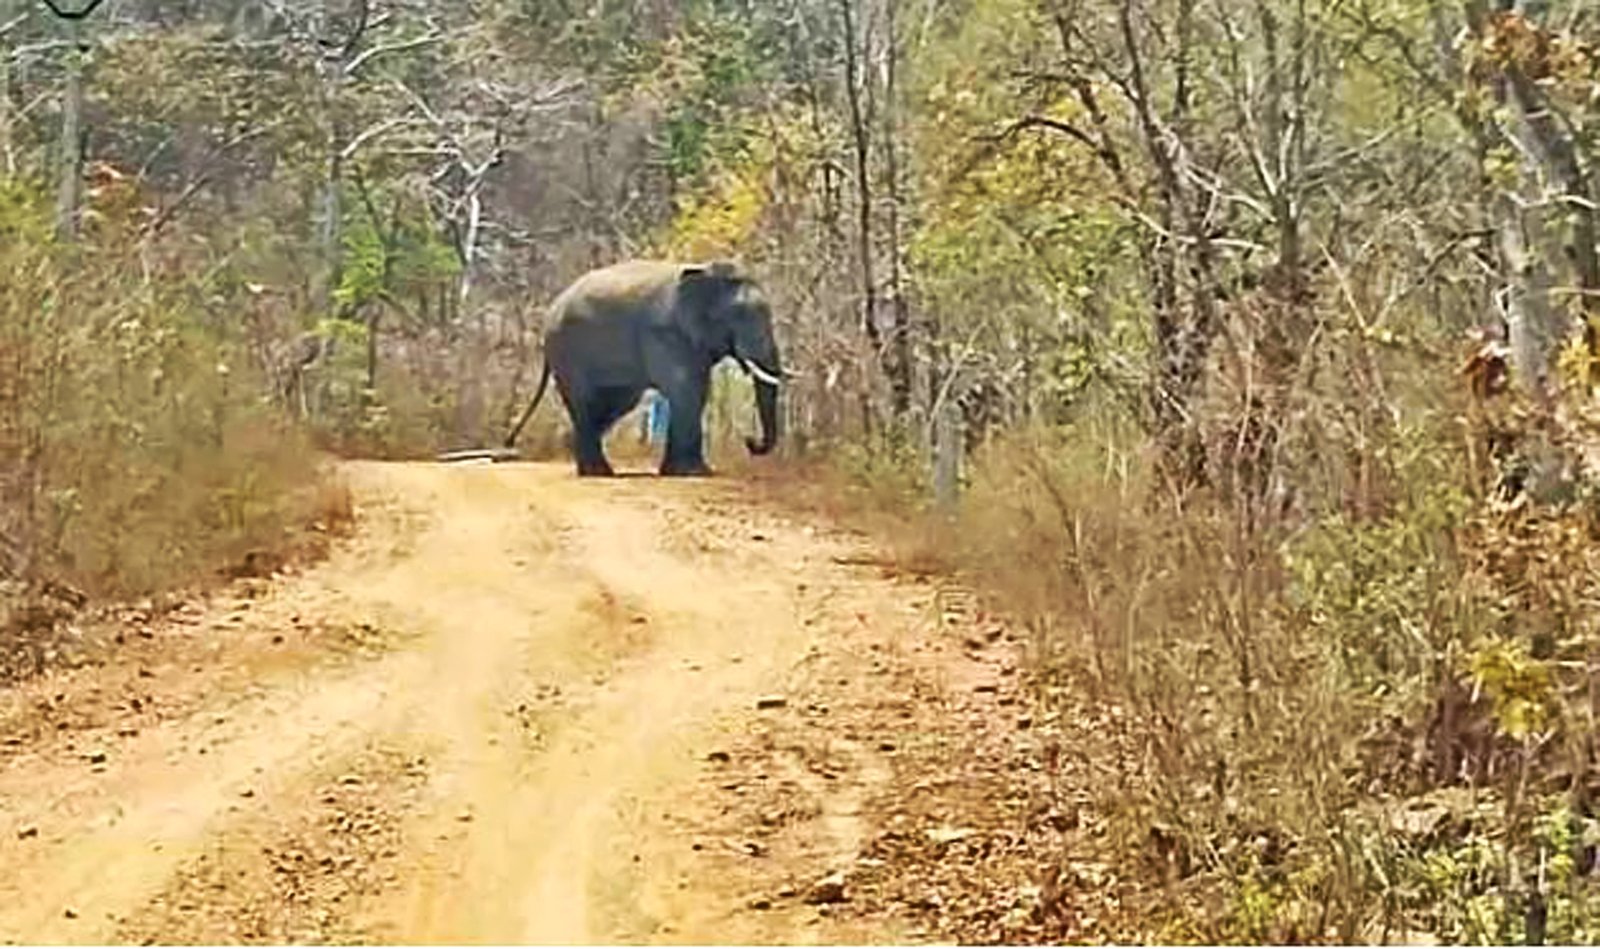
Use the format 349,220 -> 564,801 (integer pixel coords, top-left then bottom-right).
504,259 -> 785,477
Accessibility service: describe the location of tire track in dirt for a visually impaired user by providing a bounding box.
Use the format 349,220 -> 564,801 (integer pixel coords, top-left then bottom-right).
0,460 -> 957,945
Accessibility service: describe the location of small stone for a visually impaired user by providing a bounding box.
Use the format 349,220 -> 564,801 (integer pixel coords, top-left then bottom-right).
925,826 -> 974,845
706,750 -> 731,764
805,872 -> 849,905
973,682 -> 999,694
63,907 -> 78,919
239,788 -> 255,798
777,884 -> 798,899
878,740 -> 897,752
16,824 -> 38,840
456,810 -> 474,822
1016,714 -> 1033,729
1045,809 -> 1078,831
747,896 -> 773,910
755,695 -> 787,710
85,750 -> 107,765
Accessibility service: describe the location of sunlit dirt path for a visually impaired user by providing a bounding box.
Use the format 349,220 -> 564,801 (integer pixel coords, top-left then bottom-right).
0,460 -> 949,945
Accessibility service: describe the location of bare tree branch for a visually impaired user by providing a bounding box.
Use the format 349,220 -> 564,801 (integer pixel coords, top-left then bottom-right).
340,115 -> 427,162
343,27 -> 445,77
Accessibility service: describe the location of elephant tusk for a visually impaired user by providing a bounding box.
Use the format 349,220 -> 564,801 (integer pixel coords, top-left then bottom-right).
743,360 -> 784,387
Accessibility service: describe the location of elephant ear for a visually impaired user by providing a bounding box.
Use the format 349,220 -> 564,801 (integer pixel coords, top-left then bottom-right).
677,262 -> 743,351
677,262 -> 739,312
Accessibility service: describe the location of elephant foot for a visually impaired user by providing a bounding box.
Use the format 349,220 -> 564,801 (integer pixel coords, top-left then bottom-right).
576,459 -> 616,477
660,459 -> 713,478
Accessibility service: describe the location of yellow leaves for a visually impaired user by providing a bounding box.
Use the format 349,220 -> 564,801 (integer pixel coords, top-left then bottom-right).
1469,637 -> 1556,739
1554,331 -> 1600,393
665,171 -> 768,259
1480,145 -> 1520,192
659,135 -> 775,260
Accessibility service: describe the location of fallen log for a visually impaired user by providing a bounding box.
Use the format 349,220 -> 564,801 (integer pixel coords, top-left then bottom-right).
436,447 -> 523,464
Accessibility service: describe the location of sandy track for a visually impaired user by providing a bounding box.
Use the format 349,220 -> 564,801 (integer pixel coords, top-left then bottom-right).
0,460 -> 933,945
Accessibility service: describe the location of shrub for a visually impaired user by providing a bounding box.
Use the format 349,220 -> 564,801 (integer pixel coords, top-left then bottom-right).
0,179 -> 336,602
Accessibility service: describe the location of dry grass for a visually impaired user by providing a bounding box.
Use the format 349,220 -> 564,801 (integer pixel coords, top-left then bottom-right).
0,181 -> 348,674
764,355 -> 1600,942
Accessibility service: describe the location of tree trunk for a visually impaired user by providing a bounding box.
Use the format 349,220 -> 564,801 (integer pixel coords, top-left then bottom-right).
53,16 -> 83,242
933,394 -> 960,511
1493,182 -> 1560,396
310,0 -> 345,314
881,0 -> 912,419
1118,0 -> 1217,490
1502,66 -> 1600,390
365,308 -> 380,400
839,0 -> 879,435
0,1 -> 17,178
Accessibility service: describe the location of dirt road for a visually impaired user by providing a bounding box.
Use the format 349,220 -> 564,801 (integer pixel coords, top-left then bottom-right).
0,460 -> 1033,945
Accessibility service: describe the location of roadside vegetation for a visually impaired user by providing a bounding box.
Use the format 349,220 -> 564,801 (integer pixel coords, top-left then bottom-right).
6,0 -> 1600,940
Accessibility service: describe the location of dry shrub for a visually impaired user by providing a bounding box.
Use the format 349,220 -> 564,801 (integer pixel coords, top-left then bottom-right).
0,180 -> 339,606
910,351 -> 1600,941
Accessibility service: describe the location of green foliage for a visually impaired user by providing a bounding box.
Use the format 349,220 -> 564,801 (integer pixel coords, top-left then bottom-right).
652,14 -> 773,186
660,119 -> 778,257
1283,446 -> 1476,688
334,187 -> 460,316
905,0 -> 1145,416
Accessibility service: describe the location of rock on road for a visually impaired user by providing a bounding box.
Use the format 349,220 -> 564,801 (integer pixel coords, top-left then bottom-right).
0,460 -> 950,945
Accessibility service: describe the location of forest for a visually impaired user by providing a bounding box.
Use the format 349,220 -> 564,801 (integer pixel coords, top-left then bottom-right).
4,0 -> 1600,942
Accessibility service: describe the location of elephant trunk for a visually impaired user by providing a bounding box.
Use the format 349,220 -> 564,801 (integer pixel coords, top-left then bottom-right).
747,375 -> 781,456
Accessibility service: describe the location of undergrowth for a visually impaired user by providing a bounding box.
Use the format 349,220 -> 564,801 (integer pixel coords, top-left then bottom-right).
777,355 -> 1600,944
0,178 -> 344,615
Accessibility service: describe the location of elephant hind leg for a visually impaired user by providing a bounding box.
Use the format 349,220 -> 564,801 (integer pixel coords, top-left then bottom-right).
589,386 -> 644,436
556,378 -> 613,477
570,386 -> 642,477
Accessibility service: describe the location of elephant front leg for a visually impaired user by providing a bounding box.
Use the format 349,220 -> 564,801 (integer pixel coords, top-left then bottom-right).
659,385 -> 711,477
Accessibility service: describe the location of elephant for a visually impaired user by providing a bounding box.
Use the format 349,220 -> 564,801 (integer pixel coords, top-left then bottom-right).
503,259 -> 785,477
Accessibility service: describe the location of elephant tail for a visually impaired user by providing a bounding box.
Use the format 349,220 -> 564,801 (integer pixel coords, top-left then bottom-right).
504,359 -> 552,449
